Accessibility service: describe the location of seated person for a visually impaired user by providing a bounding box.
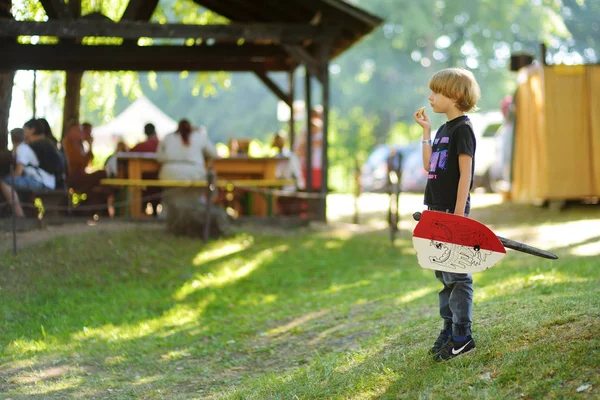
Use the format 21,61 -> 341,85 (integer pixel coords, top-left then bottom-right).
271,132 -> 305,192
36,117 -> 67,187
157,121 -> 217,181
24,119 -> 65,189
130,123 -> 161,215
157,119 -> 230,236
62,120 -> 106,192
104,139 -> 129,178
62,120 -> 113,216
37,117 -> 59,147
1,128 -> 52,217
228,138 -> 250,156
131,123 -> 159,153
5,127 -> 56,191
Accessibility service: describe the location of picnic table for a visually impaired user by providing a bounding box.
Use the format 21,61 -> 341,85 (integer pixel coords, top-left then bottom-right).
111,152 -> 283,219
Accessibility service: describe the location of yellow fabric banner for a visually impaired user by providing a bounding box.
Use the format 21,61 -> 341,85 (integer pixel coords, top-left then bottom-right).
511,64 -> 599,202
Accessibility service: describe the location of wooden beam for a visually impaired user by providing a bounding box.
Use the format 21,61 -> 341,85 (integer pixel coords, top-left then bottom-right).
1,42 -> 288,58
39,0 -> 72,20
0,19 -> 327,43
283,45 -> 321,81
217,0 -> 268,22
0,43 -> 293,71
254,71 -> 290,106
262,0 -> 312,22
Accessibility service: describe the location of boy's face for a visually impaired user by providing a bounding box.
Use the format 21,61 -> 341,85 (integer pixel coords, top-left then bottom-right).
428,91 -> 457,114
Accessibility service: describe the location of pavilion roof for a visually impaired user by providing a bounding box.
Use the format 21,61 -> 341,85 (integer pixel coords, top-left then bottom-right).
0,0 -> 383,71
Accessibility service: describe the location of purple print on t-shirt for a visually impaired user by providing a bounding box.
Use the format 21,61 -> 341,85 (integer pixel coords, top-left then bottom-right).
441,137 -> 450,144
438,150 -> 448,170
429,152 -> 440,172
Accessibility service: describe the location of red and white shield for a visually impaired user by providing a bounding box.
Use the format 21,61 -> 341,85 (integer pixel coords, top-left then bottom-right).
412,211 -> 506,273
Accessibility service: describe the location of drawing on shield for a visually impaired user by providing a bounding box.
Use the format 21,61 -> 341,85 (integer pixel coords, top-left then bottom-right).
427,220 -> 493,270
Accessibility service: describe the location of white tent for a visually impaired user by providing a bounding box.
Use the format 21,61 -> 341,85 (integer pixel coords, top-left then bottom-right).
92,96 -> 178,154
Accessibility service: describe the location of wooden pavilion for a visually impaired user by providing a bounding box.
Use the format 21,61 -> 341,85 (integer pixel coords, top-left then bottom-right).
0,0 -> 382,220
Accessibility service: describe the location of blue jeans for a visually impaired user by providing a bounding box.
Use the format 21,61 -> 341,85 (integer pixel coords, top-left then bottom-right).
2,175 -> 48,192
428,206 -> 473,337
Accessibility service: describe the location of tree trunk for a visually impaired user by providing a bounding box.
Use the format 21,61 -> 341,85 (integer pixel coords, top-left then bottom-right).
62,70 -> 83,137
0,70 -> 15,151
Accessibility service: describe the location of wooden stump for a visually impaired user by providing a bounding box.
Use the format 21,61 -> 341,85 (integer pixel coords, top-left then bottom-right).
163,189 -> 232,238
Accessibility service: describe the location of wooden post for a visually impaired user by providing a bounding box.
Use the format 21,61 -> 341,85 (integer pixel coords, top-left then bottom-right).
304,69 -> 312,190
0,70 -> 14,151
288,68 -> 295,149
318,42 -> 331,222
32,70 -> 37,118
62,70 -> 83,135
61,0 -> 82,136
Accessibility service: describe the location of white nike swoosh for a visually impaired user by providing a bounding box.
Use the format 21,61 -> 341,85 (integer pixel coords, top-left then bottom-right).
451,340 -> 472,355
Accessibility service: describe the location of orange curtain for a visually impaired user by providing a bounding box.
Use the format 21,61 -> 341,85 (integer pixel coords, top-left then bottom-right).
512,65 -> 547,202
588,67 -> 600,195
543,65 -> 593,198
511,65 -> 600,202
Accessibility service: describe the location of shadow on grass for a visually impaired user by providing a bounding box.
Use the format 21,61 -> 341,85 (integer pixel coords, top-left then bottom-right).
0,221 -> 598,398
217,253 -> 598,399
0,227 -> 429,397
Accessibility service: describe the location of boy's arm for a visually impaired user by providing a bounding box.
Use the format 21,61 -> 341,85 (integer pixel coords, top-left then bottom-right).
421,137 -> 432,171
454,154 -> 472,216
414,109 -> 432,170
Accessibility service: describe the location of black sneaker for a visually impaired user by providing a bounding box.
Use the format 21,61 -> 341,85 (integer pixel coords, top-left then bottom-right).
434,336 -> 476,361
429,330 -> 451,355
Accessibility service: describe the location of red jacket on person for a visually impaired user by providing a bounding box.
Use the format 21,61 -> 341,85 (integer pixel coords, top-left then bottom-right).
130,135 -> 159,153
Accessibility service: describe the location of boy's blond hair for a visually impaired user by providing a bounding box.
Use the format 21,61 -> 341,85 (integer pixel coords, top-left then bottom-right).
429,68 -> 480,112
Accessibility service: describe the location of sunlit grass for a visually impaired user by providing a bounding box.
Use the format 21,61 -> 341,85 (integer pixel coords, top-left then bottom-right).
192,238 -> 253,265
1,201 -> 599,399
475,270 -> 589,301
177,244 -> 287,300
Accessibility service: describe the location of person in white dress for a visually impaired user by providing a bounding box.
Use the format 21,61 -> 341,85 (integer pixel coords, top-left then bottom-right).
157,122 -> 217,181
156,120 -> 230,236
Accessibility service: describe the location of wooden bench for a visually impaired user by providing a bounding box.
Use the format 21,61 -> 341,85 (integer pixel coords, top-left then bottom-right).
100,178 -> 296,218
19,189 -> 71,218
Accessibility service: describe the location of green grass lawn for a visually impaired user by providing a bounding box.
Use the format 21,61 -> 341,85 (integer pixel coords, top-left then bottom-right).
1,200 -> 599,399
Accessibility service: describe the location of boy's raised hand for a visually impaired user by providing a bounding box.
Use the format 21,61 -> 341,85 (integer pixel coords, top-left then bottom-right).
414,107 -> 430,129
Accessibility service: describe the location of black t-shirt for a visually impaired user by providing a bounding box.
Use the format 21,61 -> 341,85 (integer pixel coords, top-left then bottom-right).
424,115 -> 476,213
29,138 -> 65,186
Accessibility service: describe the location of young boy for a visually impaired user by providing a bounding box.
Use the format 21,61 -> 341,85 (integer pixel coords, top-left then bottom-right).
414,67 -> 481,361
